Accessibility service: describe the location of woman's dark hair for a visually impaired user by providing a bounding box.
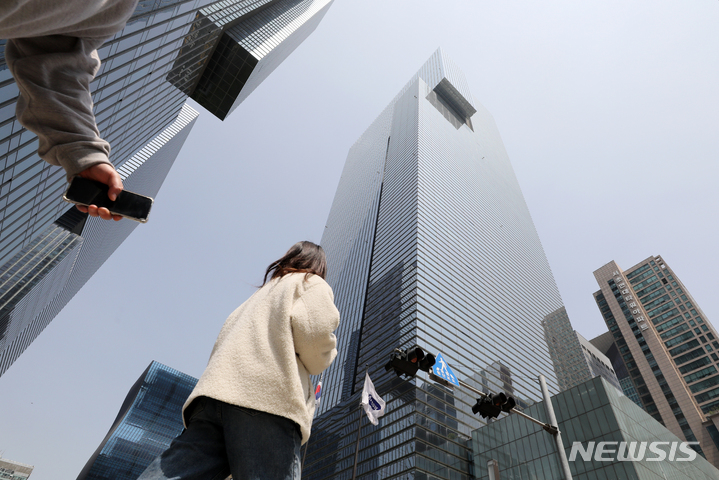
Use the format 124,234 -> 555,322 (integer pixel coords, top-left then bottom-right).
262,241 -> 327,285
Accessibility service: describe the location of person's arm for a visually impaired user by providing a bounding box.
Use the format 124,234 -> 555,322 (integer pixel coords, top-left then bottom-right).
292,280 -> 340,376
6,35 -> 123,221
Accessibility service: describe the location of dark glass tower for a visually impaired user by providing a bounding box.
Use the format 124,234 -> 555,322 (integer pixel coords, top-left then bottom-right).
171,0 -> 334,120
304,49 -> 565,480
77,361 -> 198,480
0,0 -> 334,376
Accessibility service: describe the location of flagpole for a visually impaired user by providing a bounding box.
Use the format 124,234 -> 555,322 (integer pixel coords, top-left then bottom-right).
351,365 -> 369,480
302,371 -> 325,472
350,404 -> 363,480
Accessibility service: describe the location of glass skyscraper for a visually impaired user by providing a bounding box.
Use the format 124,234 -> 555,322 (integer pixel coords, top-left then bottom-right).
0,0 -> 334,376
173,0 -> 334,120
594,255 -> 719,466
304,49 -> 565,480
77,361 -> 198,480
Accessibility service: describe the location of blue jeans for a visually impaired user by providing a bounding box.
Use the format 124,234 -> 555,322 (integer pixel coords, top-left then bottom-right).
137,397 -> 302,480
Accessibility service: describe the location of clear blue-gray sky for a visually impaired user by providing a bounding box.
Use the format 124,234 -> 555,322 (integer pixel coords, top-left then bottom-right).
1,1 -> 718,478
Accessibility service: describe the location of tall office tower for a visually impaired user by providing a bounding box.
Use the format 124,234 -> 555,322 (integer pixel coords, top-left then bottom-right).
77,361 -> 198,480
0,457 -> 33,480
0,0 -> 333,376
304,49 -> 564,480
594,255 -> 719,466
542,307 -> 620,392
170,0 -> 334,120
0,106 -> 198,377
590,331 -> 642,406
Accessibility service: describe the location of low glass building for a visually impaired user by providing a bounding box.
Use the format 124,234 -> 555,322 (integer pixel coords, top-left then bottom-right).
472,376 -> 719,480
77,361 -> 198,480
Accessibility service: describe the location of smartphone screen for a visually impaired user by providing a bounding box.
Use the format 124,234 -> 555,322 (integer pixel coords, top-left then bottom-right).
63,177 -> 154,223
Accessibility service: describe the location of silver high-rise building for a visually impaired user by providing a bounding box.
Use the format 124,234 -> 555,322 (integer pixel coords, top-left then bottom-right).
304,49 -> 564,480
0,0 -> 334,376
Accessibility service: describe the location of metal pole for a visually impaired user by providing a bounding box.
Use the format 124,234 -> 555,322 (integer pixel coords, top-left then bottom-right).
351,405 -> 363,480
352,366 -> 371,480
301,442 -> 309,472
539,375 -> 573,480
487,459 -> 500,480
302,371 -> 325,472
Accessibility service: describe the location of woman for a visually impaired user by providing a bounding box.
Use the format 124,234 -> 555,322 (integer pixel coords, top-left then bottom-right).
138,241 -> 340,480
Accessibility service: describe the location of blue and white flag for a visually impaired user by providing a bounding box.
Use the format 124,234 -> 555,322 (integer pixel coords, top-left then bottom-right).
361,372 -> 386,425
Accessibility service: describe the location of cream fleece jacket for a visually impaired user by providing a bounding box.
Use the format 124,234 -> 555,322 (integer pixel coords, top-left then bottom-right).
183,273 -> 340,445
1,0 -> 138,179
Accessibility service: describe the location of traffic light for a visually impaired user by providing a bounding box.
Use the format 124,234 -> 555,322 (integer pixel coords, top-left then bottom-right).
501,395 -> 516,413
472,392 -> 515,419
385,346 -> 435,378
418,352 -> 436,372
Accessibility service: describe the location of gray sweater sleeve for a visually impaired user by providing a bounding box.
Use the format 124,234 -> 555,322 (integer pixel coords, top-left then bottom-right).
5,35 -> 113,181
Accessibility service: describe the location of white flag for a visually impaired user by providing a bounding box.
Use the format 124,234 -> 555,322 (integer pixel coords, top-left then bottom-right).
361,372 -> 386,425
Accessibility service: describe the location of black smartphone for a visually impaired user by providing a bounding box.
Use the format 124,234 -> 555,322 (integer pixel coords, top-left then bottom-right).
63,176 -> 154,223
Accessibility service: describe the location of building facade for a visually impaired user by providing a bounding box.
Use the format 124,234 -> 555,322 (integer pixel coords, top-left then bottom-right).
0,457 -> 33,480
590,330 -> 643,407
594,255 -> 719,466
77,361 -> 198,480
173,0 -> 334,120
576,331 -> 621,390
472,376 -> 719,480
542,307 -> 620,392
0,104 -> 198,377
0,0 -> 333,376
303,49 -> 565,480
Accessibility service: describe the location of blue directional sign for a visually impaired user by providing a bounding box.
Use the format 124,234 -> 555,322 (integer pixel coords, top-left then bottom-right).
432,353 -> 459,386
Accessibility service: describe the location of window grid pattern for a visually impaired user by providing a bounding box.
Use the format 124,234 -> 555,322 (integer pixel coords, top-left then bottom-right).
594,257 -> 719,463
473,376 -> 719,480
0,224 -> 82,376
0,458 -> 33,480
183,0 -> 332,119
77,361 -> 199,480
542,306 -> 595,391
0,0 -> 207,268
305,50 -> 564,480
0,0 -> 327,376
0,104 -> 198,376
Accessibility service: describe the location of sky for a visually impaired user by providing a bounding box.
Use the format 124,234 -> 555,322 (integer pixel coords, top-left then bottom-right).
1,0 -> 718,478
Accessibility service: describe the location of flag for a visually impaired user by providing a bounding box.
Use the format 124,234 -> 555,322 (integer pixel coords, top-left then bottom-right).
315,373 -> 324,407
361,372 -> 386,425
315,381 -> 322,406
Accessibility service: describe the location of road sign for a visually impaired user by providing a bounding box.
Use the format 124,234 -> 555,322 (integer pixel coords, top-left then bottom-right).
432,353 -> 459,386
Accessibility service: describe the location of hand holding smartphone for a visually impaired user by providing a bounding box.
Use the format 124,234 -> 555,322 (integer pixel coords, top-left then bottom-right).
63,177 -> 154,223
